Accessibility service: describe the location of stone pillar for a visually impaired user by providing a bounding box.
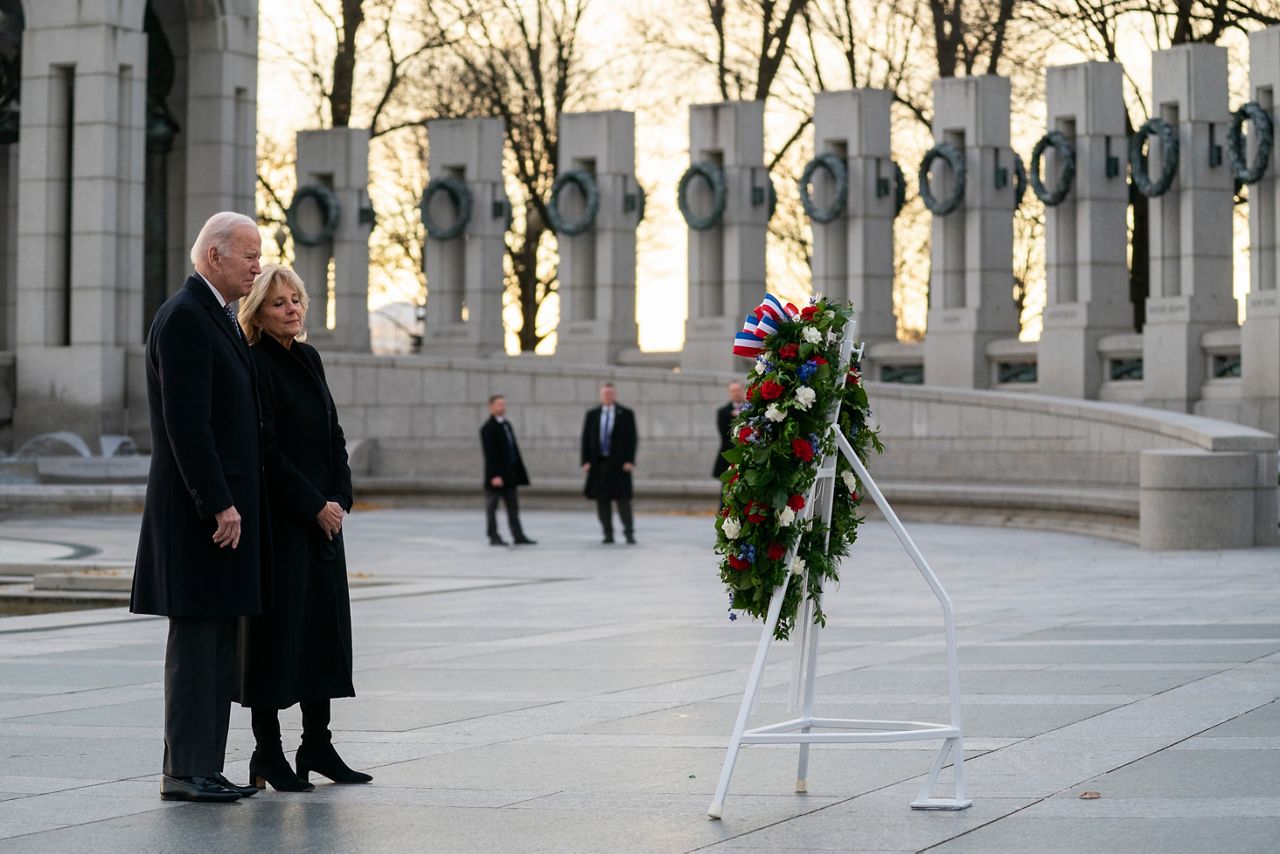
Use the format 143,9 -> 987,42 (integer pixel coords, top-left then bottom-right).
182,8 -> 257,238
1,144 -> 15,351
681,101 -> 769,374
554,110 -> 640,364
421,117 -> 507,357
1142,44 -> 1237,413
13,9 -> 146,440
292,128 -> 372,353
923,76 -> 1019,388
1242,26 -> 1280,436
1038,62 -> 1132,399
811,89 -> 896,354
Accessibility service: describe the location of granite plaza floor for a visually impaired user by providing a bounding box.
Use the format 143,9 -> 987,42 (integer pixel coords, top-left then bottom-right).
0,506 -> 1277,853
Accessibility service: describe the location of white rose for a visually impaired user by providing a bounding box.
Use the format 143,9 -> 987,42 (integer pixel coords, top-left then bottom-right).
793,386 -> 816,411
778,506 -> 796,527
722,517 -> 741,539
754,360 -> 766,375
791,555 -> 807,575
824,310 -> 835,320
765,403 -> 786,422
841,470 -> 856,492
827,328 -> 839,344
802,326 -> 823,345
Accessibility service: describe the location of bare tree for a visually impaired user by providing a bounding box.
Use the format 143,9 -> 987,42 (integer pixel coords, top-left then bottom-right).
438,0 -> 592,352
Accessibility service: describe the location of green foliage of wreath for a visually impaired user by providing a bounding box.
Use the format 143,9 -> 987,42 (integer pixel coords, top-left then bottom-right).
1129,118 -> 1179,198
799,153 -> 848,223
678,161 -> 727,230
714,299 -> 883,640
421,175 -> 472,241
1227,101 -> 1274,187
1030,130 -> 1076,207
918,143 -> 966,216
287,184 -> 342,248
547,169 -> 600,235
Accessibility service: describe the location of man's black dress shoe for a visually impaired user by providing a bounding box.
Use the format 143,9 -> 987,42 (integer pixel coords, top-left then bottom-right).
602,535 -> 614,544
213,773 -> 258,797
489,537 -> 508,546
513,537 -> 537,545
625,535 -> 637,545
160,775 -> 241,802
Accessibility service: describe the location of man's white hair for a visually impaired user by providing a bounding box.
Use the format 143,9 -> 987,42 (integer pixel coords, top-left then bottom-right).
190,212 -> 257,267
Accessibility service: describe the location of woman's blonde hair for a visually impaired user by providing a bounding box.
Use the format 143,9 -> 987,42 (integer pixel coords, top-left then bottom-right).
239,264 -> 310,345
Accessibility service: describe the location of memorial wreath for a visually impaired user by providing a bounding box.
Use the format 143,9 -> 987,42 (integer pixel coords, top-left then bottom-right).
715,295 -> 882,640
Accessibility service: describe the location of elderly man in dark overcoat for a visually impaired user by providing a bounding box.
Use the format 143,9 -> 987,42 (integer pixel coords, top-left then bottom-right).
130,211 -> 267,803
580,382 -> 638,544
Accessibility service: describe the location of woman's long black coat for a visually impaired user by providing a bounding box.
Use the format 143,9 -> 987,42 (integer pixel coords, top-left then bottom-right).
235,335 -> 355,709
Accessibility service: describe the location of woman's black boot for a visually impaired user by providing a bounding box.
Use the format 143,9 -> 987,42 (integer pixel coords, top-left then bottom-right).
295,699 -> 373,784
250,707 -> 315,792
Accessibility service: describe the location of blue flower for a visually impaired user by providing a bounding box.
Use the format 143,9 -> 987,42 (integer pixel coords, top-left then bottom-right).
797,360 -> 817,381
728,610 -> 738,622
739,544 -> 757,563
740,402 -> 753,413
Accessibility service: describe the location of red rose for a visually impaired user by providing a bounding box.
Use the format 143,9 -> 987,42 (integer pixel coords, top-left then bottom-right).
813,356 -> 828,365
760,381 -> 784,400
800,305 -> 819,320
778,343 -> 799,360
745,501 -> 768,524
749,384 -> 762,401
787,493 -> 805,511
792,438 -> 815,462
720,506 -> 730,517
737,426 -> 753,443
728,554 -> 750,570
766,542 -> 786,561
851,491 -> 861,502
848,370 -> 861,386
729,471 -> 739,485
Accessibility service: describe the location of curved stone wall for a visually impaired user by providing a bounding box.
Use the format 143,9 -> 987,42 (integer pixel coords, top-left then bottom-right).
194,353 -> 1276,550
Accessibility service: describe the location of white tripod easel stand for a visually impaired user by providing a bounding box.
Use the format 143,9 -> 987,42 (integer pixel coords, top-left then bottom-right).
707,329 -> 971,819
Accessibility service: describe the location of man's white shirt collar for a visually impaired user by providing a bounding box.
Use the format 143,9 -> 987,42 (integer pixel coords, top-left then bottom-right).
196,272 -> 228,309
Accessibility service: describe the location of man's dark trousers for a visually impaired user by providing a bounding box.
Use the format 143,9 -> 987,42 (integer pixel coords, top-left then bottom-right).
485,486 -> 527,541
162,616 -> 237,777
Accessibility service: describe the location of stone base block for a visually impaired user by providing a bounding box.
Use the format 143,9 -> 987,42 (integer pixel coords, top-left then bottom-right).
14,345 -> 128,444
681,317 -> 743,374
1139,449 -> 1279,549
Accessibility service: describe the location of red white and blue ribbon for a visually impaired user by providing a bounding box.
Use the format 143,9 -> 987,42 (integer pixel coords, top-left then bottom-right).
732,294 -> 800,358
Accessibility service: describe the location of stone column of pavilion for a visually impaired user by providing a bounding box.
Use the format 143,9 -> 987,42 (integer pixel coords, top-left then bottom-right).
421,118 -> 508,357
554,111 -> 641,364
680,101 -> 770,374
1,141 -> 14,350
1242,26 -> 1280,436
12,6 -> 147,440
182,4 -> 257,246
922,76 -> 1019,388
1037,62 -> 1133,399
810,90 -> 897,374
1142,44 -> 1237,413
292,129 -> 372,353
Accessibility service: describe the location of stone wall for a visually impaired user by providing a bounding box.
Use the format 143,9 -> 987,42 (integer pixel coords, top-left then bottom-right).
120,353 -> 1280,549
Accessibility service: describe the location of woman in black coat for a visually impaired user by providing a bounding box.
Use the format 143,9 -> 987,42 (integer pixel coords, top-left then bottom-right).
235,265 -> 371,792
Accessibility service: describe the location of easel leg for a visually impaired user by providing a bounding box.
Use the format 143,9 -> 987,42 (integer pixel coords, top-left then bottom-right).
910,737 -> 972,810
793,603 -> 822,793
708,581 -> 790,819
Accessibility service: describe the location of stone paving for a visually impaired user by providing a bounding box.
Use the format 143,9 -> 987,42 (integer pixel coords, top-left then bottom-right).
0,506 -> 1277,852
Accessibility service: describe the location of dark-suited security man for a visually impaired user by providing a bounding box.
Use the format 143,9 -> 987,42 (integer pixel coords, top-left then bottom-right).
130,212 -> 267,803
581,382 -> 638,544
480,394 -> 535,546
713,380 -> 747,480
